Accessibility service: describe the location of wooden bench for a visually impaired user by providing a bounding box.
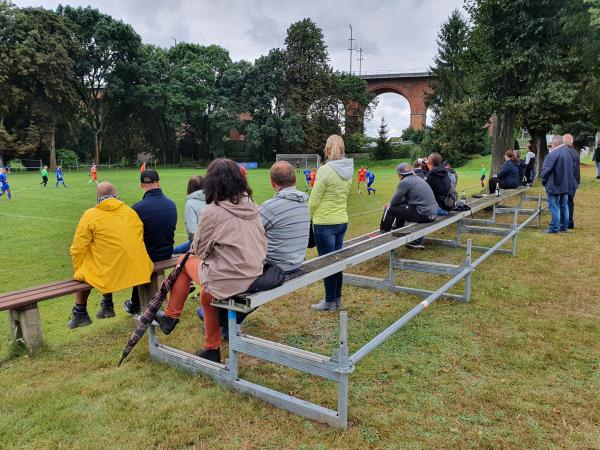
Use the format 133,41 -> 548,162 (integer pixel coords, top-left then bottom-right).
0,256 -> 178,352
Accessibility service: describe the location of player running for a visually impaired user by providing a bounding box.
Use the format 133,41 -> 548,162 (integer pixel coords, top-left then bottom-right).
40,165 -> 49,187
365,168 -> 376,194
309,168 -> 317,188
87,163 -> 98,185
303,168 -> 311,191
55,165 -> 68,188
357,166 -> 366,193
0,168 -> 11,200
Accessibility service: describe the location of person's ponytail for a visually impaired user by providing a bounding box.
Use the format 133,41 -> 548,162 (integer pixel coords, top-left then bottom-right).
324,134 -> 345,161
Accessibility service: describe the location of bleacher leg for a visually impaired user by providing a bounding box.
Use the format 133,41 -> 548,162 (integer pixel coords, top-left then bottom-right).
8,304 -> 44,352
337,311 -> 349,429
464,240 -> 473,303
228,307 -> 239,380
511,210 -> 519,257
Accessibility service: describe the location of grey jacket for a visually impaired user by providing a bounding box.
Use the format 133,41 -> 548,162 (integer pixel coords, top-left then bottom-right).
390,174 -> 438,218
259,187 -> 310,273
185,190 -> 206,241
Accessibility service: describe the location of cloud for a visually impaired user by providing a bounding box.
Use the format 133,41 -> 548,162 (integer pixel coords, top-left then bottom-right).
15,0 -> 463,71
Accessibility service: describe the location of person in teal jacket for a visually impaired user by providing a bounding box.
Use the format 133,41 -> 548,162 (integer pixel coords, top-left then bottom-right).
308,134 -> 353,311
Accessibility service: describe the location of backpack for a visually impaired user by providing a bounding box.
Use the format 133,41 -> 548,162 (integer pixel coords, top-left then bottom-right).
245,261 -> 286,293
441,187 -> 458,210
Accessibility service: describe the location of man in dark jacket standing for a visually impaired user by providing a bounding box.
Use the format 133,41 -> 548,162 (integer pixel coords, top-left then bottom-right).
424,152 -> 453,216
563,134 -> 580,229
124,169 -> 178,314
593,141 -> 600,179
541,136 -> 576,234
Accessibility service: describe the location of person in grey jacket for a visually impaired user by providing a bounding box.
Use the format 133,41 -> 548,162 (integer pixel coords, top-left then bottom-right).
381,163 -> 438,236
260,161 -> 310,274
563,134 -> 580,229
173,176 -> 206,254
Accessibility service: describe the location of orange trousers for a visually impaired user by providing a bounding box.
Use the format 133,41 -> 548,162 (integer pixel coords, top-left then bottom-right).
164,255 -> 221,350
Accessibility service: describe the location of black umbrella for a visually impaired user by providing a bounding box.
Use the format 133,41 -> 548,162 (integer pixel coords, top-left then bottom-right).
118,251 -> 192,366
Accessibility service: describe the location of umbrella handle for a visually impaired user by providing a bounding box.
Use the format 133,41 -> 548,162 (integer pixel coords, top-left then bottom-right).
176,252 -> 192,270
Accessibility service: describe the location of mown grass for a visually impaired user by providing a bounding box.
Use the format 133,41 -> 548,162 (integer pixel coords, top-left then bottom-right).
0,157 -> 599,449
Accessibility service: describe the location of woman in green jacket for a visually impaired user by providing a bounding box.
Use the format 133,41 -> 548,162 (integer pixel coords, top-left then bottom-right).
308,135 -> 354,311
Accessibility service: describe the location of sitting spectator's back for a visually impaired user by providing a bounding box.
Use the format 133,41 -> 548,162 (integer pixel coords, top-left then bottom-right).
260,161 -> 310,274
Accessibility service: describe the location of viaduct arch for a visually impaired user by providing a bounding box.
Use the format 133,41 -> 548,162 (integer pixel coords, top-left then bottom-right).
345,71 -> 433,135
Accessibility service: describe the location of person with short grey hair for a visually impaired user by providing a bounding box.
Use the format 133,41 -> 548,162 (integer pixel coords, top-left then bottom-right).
549,135 -> 563,152
259,161 -> 310,274
562,134 -> 580,229
541,135 -> 576,233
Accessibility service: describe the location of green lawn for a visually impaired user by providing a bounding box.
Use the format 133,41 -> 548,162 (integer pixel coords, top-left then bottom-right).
1,158 -> 599,449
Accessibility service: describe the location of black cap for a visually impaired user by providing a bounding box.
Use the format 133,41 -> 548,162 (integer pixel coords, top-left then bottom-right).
140,169 -> 159,184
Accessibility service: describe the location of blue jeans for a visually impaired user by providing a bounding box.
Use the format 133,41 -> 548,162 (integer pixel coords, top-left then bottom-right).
546,193 -> 569,233
313,223 -> 347,302
436,207 -> 449,216
173,240 -> 192,254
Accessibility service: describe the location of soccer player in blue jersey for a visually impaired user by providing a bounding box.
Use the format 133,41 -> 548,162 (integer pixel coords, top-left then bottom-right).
303,168 -> 311,192
55,165 -> 68,188
0,168 -> 11,199
365,168 -> 376,194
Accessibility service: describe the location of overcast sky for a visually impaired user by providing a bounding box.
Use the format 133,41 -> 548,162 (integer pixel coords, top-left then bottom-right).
15,0 -> 463,137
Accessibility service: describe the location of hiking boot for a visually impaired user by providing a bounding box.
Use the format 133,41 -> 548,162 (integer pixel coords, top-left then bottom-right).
123,299 -> 141,316
96,305 -> 115,319
68,309 -> 92,329
155,310 -> 179,335
310,300 -> 339,312
196,348 -> 221,363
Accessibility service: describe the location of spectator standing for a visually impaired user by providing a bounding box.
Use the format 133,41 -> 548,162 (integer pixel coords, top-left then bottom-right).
525,143 -> 536,185
308,135 -> 353,311
593,141 -> 600,179
68,182 -> 153,328
563,134 -> 580,229
260,161 -> 310,274
541,135 -> 575,234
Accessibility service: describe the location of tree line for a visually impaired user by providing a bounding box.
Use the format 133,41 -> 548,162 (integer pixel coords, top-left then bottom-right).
426,1 -> 600,173
0,5 -> 373,168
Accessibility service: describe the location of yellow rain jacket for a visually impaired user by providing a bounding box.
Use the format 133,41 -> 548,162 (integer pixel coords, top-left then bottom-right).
70,198 -> 153,293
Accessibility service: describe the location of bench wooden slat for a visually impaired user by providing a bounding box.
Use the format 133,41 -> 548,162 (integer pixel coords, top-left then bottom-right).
0,257 -> 178,312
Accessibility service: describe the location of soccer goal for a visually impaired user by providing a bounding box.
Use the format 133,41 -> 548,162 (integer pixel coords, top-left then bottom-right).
275,153 -> 321,170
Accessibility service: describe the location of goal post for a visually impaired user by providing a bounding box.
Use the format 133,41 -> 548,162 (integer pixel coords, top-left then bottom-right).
275,154 -> 321,170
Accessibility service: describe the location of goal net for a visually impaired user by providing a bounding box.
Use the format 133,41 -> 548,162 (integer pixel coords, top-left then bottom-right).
275,154 -> 321,170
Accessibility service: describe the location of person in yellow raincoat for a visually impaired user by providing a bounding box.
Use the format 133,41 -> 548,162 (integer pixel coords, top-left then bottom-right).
68,182 -> 153,329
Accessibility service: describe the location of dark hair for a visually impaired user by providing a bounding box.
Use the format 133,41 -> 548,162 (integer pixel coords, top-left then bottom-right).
428,152 -> 443,167
187,175 -> 204,195
270,161 -> 296,188
204,159 -> 253,205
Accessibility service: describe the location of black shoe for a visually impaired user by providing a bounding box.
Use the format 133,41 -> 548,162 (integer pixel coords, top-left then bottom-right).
195,348 -> 221,363
68,309 -> 92,329
96,305 -> 115,319
406,242 -> 425,250
123,299 -> 141,315
155,310 -> 179,335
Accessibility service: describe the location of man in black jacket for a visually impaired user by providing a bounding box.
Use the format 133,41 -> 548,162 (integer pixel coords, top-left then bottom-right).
424,152 -> 453,216
593,141 -> 600,179
124,169 -> 178,314
563,134 -> 580,229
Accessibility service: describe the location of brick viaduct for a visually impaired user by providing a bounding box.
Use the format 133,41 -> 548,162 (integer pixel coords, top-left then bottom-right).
345,71 -> 433,135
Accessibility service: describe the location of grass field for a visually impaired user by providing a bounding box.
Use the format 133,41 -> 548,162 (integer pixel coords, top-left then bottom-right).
1,157 -> 599,449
